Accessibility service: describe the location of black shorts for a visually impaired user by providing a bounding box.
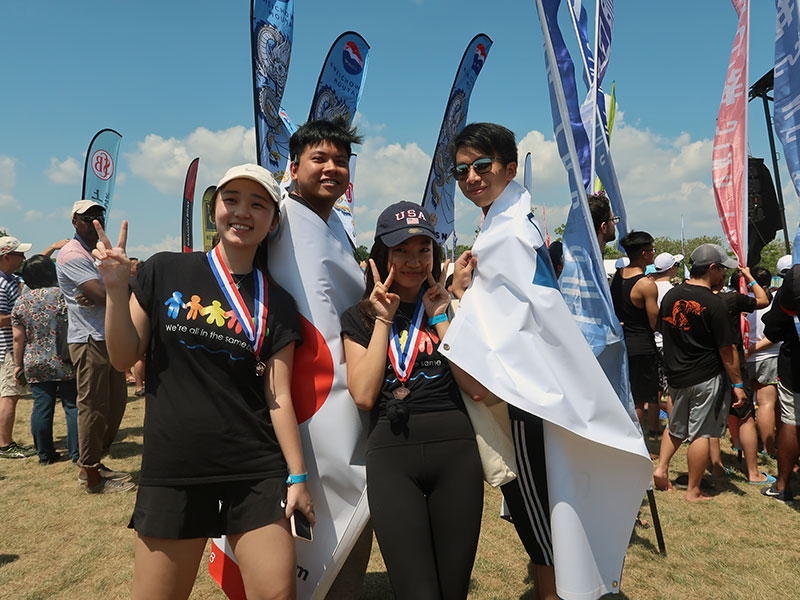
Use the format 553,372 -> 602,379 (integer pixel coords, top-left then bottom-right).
628,353 -> 659,407
129,477 -> 287,539
501,406 -> 553,566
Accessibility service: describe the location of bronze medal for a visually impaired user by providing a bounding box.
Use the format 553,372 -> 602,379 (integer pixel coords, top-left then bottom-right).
255,359 -> 266,377
392,385 -> 410,400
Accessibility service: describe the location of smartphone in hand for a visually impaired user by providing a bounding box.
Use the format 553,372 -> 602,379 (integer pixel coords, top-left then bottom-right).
290,510 -> 313,542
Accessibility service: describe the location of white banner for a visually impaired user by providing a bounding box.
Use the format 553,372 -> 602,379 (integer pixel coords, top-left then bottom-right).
441,180 -> 651,600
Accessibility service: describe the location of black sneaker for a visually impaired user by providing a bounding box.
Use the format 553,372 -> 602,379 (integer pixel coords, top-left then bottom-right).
761,483 -> 794,502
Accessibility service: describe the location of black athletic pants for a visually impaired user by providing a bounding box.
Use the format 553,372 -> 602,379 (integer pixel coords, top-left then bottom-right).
501,406 -> 554,566
366,409 -> 483,600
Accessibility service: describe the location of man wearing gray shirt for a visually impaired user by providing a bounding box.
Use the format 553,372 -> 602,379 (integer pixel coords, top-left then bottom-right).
57,200 -> 133,493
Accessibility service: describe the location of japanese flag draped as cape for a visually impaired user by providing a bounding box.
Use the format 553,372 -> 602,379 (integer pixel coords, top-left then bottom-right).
441,180 -> 651,600
209,197 -> 368,599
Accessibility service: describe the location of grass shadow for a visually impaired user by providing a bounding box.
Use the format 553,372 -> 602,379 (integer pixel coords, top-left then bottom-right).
629,524 -> 661,554
0,554 -> 19,568
107,440 -> 143,460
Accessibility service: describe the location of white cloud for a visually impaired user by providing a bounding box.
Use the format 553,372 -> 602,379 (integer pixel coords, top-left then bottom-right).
127,235 -> 181,260
0,156 -> 20,210
354,112 -> 386,134
46,156 -> 82,184
126,126 -> 256,194
353,136 -> 431,245
23,210 -> 43,221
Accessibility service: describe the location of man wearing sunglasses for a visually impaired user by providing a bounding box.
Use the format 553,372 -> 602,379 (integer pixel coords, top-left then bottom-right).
56,200 -> 131,493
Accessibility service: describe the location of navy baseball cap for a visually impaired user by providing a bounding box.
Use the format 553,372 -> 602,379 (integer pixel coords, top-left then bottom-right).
375,202 -> 437,247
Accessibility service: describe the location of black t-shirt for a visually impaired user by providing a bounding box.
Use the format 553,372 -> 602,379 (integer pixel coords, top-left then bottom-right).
718,290 -> 757,347
340,301 -> 465,430
610,271 -> 657,356
132,252 -> 302,485
658,282 -> 736,388
764,282 -> 800,391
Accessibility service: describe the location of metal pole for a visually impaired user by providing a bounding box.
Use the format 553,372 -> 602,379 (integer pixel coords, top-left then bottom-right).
646,489 -> 667,556
762,93 -> 792,253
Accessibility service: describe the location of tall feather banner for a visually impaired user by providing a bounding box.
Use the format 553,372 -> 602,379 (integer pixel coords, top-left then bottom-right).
774,0 -> 800,200
82,128 -> 122,215
421,34 -> 493,248
251,0 -> 294,178
307,32 -> 370,248
181,158 -> 199,253
712,0 -> 749,264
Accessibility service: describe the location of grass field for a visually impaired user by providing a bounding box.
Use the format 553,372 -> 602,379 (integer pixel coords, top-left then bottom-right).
1,387 -> 799,599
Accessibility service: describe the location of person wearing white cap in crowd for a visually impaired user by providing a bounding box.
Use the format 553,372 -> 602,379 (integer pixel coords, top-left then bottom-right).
0,236 -> 37,459
95,163 -> 314,599
776,254 -> 793,277
648,253 -> 684,425
56,200 -> 132,491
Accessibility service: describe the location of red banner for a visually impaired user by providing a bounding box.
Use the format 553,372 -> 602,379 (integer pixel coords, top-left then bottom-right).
712,0 -> 749,263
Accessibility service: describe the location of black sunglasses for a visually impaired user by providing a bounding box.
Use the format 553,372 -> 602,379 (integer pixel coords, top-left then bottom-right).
76,214 -> 105,224
607,216 -> 620,224
451,157 -> 495,181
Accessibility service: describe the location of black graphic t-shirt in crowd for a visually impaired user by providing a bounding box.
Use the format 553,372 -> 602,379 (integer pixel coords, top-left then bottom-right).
340,301 -> 465,431
658,282 -> 735,388
132,252 -> 302,485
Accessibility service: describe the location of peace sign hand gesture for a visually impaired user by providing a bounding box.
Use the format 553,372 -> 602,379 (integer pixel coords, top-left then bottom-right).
422,259 -> 451,320
369,259 -> 400,322
91,220 -> 131,293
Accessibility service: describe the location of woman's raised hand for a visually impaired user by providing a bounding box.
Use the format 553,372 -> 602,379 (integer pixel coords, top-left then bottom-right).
91,220 -> 131,292
423,259 -> 451,319
369,259 -> 400,321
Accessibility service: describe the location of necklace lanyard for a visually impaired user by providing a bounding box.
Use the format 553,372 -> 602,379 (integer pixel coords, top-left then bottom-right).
207,246 -> 269,374
387,291 -> 426,384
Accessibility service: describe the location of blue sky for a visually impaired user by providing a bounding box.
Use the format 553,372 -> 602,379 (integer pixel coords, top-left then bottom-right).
1,1 -> 794,258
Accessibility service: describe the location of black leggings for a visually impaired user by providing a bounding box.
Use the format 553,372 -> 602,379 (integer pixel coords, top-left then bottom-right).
366,410 -> 483,600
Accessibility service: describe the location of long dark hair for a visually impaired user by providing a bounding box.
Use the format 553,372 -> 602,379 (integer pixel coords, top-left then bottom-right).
357,237 -> 443,331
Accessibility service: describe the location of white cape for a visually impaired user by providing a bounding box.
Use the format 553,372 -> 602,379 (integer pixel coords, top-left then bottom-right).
441,181 -> 651,600
210,197 -> 368,600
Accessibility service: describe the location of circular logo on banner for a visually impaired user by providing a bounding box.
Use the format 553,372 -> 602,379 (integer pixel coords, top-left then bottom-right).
342,41 -> 364,75
91,150 -> 114,181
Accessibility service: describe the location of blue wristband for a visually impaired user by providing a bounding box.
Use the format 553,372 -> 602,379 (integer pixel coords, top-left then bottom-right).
748,280 -> 757,288
732,383 -> 744,388
428,313 -> 449,326
286,472 -> 308,485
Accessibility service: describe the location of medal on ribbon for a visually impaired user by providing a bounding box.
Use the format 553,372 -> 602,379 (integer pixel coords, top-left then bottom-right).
387,292 -> 426,400
207,246 -> 269,376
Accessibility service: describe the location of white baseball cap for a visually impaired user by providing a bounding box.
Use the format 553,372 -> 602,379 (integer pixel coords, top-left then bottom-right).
653,252 -> 684,273
777,254 -> 793,276
72,199 -> 104,215
0,236 -> 32,256
216,163 -> 281,205
615,257 -> 630,269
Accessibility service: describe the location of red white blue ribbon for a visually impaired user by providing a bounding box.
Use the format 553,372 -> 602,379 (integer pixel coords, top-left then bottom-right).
387,292 -> 425,382
207,246 -> 268,357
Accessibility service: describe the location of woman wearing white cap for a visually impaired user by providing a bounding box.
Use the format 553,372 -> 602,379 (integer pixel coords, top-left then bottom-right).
92,164 -> 313,599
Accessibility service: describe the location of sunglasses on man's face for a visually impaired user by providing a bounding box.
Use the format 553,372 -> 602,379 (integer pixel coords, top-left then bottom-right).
607,216 -> 620,224
451,157 -> 495,181
77,214 -> 105,224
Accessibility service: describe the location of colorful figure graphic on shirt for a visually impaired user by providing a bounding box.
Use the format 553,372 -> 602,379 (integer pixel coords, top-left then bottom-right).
183,295 -> 204,320
164,291 -> 185,319
201,300 -> 227,327
225,310 -> 243,334
418,329 -> 439,355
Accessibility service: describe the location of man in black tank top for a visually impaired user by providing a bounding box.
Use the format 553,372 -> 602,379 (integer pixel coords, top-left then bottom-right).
610,231 -> 660,433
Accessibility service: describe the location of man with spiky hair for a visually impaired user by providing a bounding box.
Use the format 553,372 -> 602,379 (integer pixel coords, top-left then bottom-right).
269,118 -> 373,598
611,230 -> 660,432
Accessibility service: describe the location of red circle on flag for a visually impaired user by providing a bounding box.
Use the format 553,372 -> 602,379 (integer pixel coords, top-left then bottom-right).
291,314 -> 334,423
